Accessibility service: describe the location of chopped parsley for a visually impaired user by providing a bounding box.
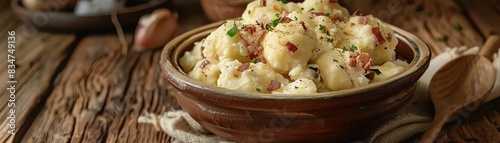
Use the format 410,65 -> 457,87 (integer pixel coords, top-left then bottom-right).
281,0 -> 288,4
333,59 -> 338,62
271,17 -> 281,27
256,88 -> 261,92
326,31 -> 331,36
301,7 -> 304,10
319,24 -> 325,30
222,20 -> 227,26
339,65 -> 345,69
436,35 -> 449,42
227,22 -> 238,37
350,45 -> 358,52
308,8 -> 315,12
327,38 -> 334,43
265,24 -> 274,31
342,47 -> 347,52
249,59 -> 256,63
326,12 -> 331,16
294,16 -> 298,21
452,23 -> 462,31
369,69 -> 382,75
248,10 -> 251,14
308,66 -> 319,72
320,36 -> 324,40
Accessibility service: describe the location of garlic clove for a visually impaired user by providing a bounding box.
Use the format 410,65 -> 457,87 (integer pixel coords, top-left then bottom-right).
134,9 -> 178,51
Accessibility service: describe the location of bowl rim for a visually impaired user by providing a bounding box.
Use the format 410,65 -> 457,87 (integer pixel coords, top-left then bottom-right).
11,0 -> 168,18
160,21 -> 431,100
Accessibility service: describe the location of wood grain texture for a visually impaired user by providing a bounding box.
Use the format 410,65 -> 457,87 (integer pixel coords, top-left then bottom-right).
1,0 -> 499,142
17,34 -> 180,143
0,2 -> 76,143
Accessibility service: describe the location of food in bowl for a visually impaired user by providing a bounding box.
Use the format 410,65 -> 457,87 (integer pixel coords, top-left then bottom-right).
180,0 -> 408,94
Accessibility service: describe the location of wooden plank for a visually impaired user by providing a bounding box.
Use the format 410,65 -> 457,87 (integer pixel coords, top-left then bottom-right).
457,0 -> 500,36
19,34 -> 179,143
0,6 -> 76,143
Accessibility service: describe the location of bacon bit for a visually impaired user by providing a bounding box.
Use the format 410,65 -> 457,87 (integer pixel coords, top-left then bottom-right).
349,52 -> 360,58
349,58 -> 357,67
260,0 -> 266,6
309,12 -> 326,18
285,42 -> 298,53
256,20 -> 265,29
215,54 -> 220,61
299,21 -> 308,30
280,17 -> 292,23
259,56 -> 268,63
200,60 -> 209,69
357,52 -> 373,70
352,9 -> 365,16
240,27 -> 267,60
372,27 -> 386,44
243,25 -> 257,34
237,63 -> 250,72
386,33 -> 393,41
281,11 -> 289,18
267,80 -> 281,91
365,72 -> 375,80
358,16 -> 368,25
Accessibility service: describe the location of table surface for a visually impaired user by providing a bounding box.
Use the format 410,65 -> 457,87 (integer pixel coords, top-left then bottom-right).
1,0 -> 500,142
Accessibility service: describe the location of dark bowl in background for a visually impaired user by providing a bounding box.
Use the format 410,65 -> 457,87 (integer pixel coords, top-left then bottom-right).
11,0 -> 170,32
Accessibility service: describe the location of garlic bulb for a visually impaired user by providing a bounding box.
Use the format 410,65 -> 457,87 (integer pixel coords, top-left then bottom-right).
134,9 -> 178,51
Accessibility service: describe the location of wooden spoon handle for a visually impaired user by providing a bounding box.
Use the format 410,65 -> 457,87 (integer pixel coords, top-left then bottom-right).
479,35 -> 500,60
419,115 -> 449,143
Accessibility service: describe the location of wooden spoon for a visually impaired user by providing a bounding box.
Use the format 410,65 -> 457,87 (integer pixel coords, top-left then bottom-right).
420,35 -> 500,143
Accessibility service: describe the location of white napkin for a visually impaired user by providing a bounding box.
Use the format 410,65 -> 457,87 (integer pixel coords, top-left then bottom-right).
138,47 -> 500,143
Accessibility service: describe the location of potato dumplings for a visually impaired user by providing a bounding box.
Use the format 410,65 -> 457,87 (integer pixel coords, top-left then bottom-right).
179,0 -> 408,94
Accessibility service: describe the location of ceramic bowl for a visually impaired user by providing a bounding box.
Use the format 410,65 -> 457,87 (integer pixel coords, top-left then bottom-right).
200,0 -> 252,22
160,22 -> 431,142
11,0 -> 170,32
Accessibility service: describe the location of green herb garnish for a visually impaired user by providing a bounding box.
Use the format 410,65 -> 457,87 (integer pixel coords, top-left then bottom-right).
327,38 -> 334,43
271,18 -> 280,27
452,23 -> 462,31
250,59 -> 256,63
319,24 -> 325,30
369,69 -> 382,75
339,65 -> 345,69
281,0 -> 288,4
248,10 -> 251,14
333,59 -> 338,62
256,88 -> 261,92
350,45 -> 358,52
227,22 -> 238,37
265,24 -> 274,31
436,35 -> 449,42
342,47 -> 347,52
308,8 -> 315,12
294,16 -> 298,21
326,12 -> 331,16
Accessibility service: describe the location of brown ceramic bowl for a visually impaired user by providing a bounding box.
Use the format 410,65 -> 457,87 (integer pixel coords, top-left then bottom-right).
200,0 -> 252,22
160,22 -> 430,142
11,0 -> 170,32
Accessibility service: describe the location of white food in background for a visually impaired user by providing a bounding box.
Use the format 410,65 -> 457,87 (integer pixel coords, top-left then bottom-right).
75,0 -> 123,16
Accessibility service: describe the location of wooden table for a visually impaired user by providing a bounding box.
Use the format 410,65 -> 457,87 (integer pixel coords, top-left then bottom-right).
1,0 -> 499,142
